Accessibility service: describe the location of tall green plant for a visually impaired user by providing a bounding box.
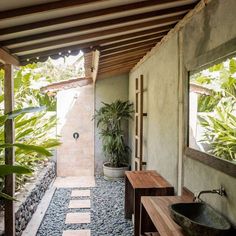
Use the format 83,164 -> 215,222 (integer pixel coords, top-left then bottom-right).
95,100 -> 133,167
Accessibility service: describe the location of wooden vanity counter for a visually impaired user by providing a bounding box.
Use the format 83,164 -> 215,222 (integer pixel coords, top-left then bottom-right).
140,196 -> 192,236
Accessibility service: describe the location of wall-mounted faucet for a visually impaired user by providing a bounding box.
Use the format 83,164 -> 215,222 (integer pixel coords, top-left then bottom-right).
193,186 -> 226,202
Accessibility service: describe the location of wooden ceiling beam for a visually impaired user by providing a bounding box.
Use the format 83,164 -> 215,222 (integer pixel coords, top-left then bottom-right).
18,24 -> 174,61
100,43 -> 156,58
99,64 -> 136,74
1,5 -> 192,47
99,51 -> 148,63
100,41 -> 158,56
100,33 -> 165,51
99,58 -> 140,70
0,0 -> 101,20
0,0 -> 190,35
10,15 -> 183,53
100,48 -> 152,62
0,48 -> 20,66
100,55 -> 143,65
98,68 -> 131,80
100,46 -> 153,59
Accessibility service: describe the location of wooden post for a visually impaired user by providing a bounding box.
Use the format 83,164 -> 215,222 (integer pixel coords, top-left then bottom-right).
4,64 -> 15,236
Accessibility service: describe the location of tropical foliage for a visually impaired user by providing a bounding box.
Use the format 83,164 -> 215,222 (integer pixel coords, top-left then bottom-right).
94,100 -> 133,167
36,53 -> 84,82
0,64 -> 60,195
190,57 -> 236,163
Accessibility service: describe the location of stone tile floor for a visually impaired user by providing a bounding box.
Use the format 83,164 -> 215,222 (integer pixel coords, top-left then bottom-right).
36,176 -> 133,236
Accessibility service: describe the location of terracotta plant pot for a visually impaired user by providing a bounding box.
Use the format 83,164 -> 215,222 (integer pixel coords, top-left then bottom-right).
103,162 -> 129,180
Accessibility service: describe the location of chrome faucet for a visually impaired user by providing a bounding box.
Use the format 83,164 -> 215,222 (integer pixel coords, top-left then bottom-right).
193,186 -> 226,202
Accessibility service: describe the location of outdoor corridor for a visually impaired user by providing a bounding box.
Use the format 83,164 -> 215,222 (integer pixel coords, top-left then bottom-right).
23,177 -> 133,236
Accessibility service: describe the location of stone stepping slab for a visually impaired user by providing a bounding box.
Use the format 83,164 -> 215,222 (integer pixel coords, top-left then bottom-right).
68,200 -> 91,209
65,212 -> 90,224
71,189 -> 90,197
62,229 -> 91,236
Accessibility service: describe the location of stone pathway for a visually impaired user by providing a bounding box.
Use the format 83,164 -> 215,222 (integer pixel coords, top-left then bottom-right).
36,176 -> 133,236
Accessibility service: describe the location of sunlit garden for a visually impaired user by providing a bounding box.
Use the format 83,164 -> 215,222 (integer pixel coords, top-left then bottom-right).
0,55 -> 84,235
189,57 -> 236,163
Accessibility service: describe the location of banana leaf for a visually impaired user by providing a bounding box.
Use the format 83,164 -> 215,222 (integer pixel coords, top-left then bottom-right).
0,164 -> 32,176
0,143 -> 52,156
7,106 -> 46,119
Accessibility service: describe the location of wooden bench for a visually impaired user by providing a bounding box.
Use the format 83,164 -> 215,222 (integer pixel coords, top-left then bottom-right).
124,170 -> 174,236
140,195 -> 192,236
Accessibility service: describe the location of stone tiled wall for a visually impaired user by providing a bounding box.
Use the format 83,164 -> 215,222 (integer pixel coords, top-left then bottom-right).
56,84 -> 94,176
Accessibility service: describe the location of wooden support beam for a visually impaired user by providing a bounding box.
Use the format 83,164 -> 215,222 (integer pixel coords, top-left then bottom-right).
0,0 -> 190,35
100,57 -> 141,68
100,53 -> 147,64
0,0 -> 100,20
100,32 -> 165,51
1,5 -> 191,46
98,68 -> 131,79
11,15 -> 183,53
100,41 -> 157,57
99,59 -> 140,70
0,48 -> 20,66
100,50 -> 149,62
99,65 -> 135,74
19,24 -> 174,62
1,11 -> 187,46
100,47 -> 153,60
92,50 -> 100,83
4,64 -> 15,236
99,62 -> 137,74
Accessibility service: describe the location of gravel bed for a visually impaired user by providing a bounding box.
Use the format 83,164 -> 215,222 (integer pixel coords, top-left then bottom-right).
37,176 -> 133,236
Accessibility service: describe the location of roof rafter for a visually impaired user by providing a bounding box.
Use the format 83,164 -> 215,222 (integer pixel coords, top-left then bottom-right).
0,0 -> 101,20
100,55 -> 144,65
97,68 -> 131,79
100,48 -> 153,61
100,33 -> 164,51
99,58 -> 140,70
99,64 -> 136,74
10,15 -> 183,53
100,44 -> 156,58
100,40 -> 159,56
0,0 -> 188,35
19,25 -> 173,62
1,5 -> 192,47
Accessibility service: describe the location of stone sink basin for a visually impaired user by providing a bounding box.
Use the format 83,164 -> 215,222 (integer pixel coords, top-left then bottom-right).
169,202 -> 231,236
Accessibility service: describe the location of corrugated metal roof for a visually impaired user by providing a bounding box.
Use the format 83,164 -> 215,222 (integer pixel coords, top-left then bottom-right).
0,0 -> 199,79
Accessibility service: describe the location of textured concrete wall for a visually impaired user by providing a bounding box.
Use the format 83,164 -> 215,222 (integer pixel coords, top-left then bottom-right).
129,35 -> 179,190
182,0 -> 236,226
129,0 -> 236,225
95,74 -> 129,174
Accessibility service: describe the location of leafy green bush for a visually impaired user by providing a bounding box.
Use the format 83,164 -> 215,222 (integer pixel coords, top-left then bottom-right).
0,64 -> 60,191
200,100 -> 236,162
191,57 -> 236,162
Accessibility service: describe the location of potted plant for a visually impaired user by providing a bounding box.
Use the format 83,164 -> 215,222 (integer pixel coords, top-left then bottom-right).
94,100 -> 133,180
